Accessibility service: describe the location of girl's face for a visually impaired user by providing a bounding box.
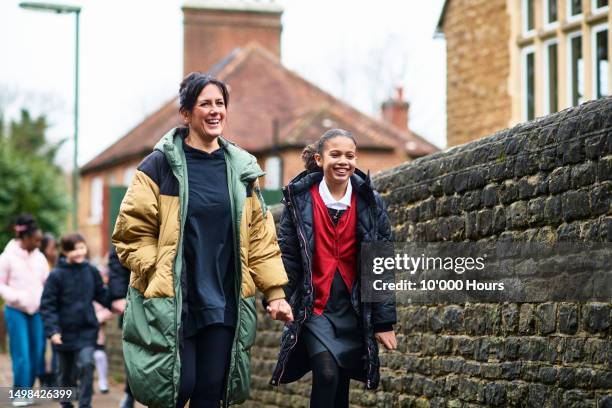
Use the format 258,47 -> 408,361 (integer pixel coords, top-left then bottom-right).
315,136 -> 357,186
21,230 -> 42,253
65,242 -> 88,264
182,84 -> 227,140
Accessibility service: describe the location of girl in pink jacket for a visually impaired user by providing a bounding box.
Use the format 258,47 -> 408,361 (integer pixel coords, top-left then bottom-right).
0,214 -> 49,396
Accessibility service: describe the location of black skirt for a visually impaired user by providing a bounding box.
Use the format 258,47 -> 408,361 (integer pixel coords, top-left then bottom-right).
302,270 -> 363,371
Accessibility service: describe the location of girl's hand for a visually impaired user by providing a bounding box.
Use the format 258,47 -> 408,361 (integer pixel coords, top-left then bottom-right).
50,333 -> 63,345
375,331 -> 397,350
266,298 -> 294,322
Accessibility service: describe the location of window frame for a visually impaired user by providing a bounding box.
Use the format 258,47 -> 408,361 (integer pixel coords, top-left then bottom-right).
567,30 -> 584,106
591,23 -> 609,99
567,0 -> 583,22
522,45 -> 537,121
544,0 -> 559,29
89,176 -> 104,225
522,0 -> 536,36
543,38 -> 560,114
592,0 -> 609,14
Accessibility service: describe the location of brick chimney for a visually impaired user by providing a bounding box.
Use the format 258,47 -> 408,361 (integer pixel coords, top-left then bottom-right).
381,87 -> 410,131
182,0 -> 283,75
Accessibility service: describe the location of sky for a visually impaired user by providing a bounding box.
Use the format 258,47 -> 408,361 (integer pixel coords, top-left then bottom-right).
0,0 -> 446,169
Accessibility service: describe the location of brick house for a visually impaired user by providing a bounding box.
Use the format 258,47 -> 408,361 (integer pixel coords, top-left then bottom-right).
437,0 -> 610,147
78,0 -> 438,261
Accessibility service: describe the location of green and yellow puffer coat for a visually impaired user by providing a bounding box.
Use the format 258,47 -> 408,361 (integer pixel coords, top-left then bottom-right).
112,128 -> 288,408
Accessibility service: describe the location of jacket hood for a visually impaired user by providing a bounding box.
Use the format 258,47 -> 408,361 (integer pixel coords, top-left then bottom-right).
285,168 -> 377,205
155,127 -> 265,183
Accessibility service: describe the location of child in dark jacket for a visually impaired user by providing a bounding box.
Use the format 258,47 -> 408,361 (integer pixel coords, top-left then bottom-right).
40,233 -> 110,408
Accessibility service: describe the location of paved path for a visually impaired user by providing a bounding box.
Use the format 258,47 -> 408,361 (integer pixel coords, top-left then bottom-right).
0,353 -> 145,408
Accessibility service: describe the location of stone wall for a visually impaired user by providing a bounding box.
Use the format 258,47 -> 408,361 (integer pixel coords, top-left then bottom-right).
107,98 -> 611,406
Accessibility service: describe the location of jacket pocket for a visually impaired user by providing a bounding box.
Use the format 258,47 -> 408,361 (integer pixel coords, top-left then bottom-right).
122,287 -> 175,352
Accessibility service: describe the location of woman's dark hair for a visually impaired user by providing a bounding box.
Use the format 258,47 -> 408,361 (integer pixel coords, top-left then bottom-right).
40,233 -> 56,254
14,213 -> 39,239
179,72 -> 229,115
301,128 -> 357,172
60,233 -> 86,253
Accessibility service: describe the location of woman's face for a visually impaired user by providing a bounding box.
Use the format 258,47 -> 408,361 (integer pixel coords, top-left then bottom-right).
315,136 -> 357,186
21,230 -> 42,253
183,84 -> 226,140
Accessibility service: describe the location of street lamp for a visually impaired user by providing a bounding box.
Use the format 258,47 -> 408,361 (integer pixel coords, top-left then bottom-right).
19,2 -> 81,231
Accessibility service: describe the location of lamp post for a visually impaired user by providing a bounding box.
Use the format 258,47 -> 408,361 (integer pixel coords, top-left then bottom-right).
19,2 -> 81,231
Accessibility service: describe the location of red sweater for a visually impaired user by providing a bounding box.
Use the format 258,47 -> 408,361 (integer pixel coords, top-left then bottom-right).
310,184 -> 357,315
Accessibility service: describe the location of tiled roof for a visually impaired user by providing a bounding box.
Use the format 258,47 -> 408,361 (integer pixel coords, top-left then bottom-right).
82,43 -> 438,173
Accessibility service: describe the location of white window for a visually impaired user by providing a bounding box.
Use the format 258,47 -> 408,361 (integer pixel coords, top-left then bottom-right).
567,31 -> 584,106
523,0 -> 536,36
264,156 -> 282,189
592,0 -> 609,14
544,39 -> 559,114
522,46 -> 536,120
89,177 -> 103,225
123,167 -> 136,186
567,0 -> 583,22
544,0 -> 559,28
592,24 -> 609,99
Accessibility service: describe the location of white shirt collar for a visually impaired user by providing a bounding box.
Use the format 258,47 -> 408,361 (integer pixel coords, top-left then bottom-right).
319,178 -> 352,210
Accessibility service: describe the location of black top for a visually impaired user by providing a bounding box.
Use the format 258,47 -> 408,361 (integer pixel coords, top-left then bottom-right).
183,142 -> 236,337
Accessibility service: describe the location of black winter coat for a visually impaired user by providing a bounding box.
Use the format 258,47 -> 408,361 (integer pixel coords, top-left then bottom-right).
270,169 -> 396,390
40,258 -> 110,351
108,246 -> 130,302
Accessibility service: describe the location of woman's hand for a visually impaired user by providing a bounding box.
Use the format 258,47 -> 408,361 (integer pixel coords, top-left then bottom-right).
266,298 -> 294,322
375,331 -> 397,350
50,333 -> 63,345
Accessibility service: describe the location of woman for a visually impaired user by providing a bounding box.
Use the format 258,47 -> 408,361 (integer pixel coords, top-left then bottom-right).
270,129 -> 397,407
112,72 -> 292,408
0,214 -> 48,399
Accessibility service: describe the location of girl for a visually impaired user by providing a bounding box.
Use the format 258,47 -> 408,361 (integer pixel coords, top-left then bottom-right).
0,214 -> 48,405
270,129 -> 397,408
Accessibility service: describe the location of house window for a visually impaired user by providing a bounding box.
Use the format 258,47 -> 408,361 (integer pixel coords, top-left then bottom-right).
568,32 -> 584,106
545,0 -> 558,25
568,0 -> 583,19
523,0 -> 535,35
544,40 -> 559,114
123,167 -> 136,186
593,24 -> 609,98
264,156 -> 282,189
523,46 -> 536,120
593,0 -> 609,13
90,177 -> 103,224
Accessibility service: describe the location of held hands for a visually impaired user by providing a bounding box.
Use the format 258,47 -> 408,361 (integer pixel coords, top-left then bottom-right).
50,333 -> 63,345
266,298 -> 294,323
112,299 -> 127,314
375,331 -> 397,351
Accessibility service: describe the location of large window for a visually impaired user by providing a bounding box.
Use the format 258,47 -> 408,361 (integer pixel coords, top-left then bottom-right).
523,0 -> 535,35
90,177 -> 103,224
568,32 -> 584,106
545,0 -> 558,26
593,24 -> 609,98
544,40 -> 559,114
264,156 -> 282,189
568,0 -> 583,20
523,47 -> 536,120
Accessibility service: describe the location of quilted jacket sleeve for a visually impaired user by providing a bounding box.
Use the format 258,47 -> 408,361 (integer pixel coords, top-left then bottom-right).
247,181 -> 288,301
111,169 -> 160,285
277,204 -> 303,304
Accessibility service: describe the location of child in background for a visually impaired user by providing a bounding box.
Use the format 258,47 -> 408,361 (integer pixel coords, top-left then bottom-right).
40,233 -> 110,408
92,268 -> 112,394
39,233 -> 59,388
